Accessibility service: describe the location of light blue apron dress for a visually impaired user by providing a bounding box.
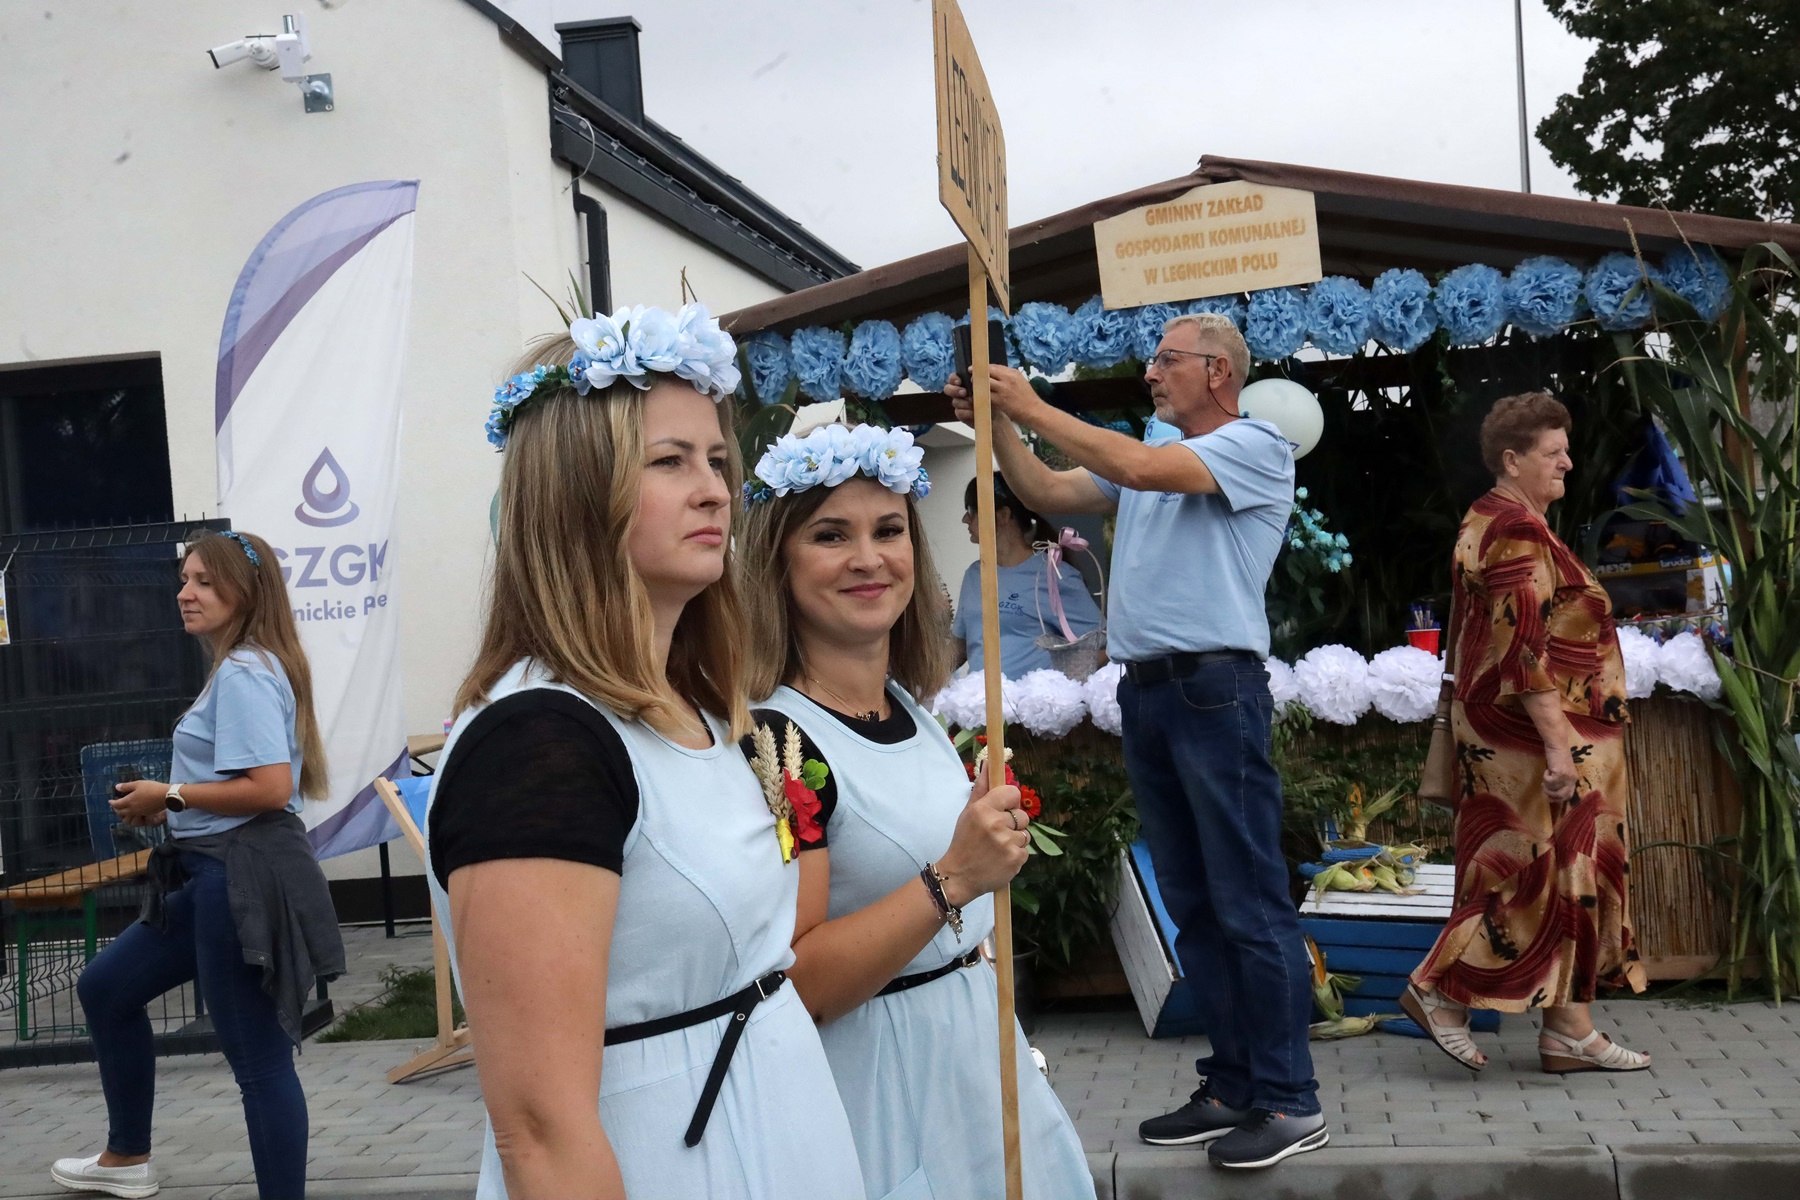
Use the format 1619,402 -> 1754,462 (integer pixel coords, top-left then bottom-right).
761,683 -> 1096,1200
428,662 -> 865,1199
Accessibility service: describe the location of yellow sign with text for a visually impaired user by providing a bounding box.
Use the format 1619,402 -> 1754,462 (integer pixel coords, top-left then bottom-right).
1093,181 -> 1321,309
934,0 -> 1008,308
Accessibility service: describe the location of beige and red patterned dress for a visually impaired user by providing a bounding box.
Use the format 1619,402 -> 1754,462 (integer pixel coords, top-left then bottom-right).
1411,489 -> 1648,1010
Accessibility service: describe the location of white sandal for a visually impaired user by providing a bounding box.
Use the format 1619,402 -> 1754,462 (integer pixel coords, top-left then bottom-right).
1539,1027 -> 1651,1073
1399,983 -> 1486,1071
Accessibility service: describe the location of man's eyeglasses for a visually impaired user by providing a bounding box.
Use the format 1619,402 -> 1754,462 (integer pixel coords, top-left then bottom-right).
1147,349 -> 1223,371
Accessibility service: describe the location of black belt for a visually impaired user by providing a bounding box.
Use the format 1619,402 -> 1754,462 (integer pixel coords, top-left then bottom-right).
606,969 -> 787,1147
1122,649 -> 1256,686
875,947 -> 982,997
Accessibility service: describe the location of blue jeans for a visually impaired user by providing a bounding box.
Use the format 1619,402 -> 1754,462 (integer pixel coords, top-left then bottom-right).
77,850 -> 308,1199
1119,658 -> 1320,1117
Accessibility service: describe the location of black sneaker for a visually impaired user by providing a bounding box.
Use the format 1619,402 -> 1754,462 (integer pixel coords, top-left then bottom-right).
1207,1108 -> 1328,1169
1138,1084 -> 1252,1146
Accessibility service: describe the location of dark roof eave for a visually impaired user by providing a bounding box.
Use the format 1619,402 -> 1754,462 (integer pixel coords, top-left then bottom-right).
723,155 -> 1800,335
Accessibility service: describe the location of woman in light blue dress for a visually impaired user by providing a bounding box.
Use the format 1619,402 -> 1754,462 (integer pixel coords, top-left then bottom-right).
738,419 -> 1096,1200
424,307 -> 863,1200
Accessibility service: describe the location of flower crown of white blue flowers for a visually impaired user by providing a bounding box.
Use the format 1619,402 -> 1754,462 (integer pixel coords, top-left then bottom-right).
486,302 -> 741,449
745,422 -> 931,506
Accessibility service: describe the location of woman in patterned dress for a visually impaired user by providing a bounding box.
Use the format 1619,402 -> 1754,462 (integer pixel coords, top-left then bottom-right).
1402,391 -> 1650,1074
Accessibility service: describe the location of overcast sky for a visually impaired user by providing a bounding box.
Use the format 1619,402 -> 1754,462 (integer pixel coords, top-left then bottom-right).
497,0 -> 1597,270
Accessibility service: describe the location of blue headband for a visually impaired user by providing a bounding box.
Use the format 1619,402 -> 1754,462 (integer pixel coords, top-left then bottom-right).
219,531 -> 261,567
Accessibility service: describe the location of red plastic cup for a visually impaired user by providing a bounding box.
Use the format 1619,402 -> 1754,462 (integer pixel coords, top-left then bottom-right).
1406,628 -> 1442,655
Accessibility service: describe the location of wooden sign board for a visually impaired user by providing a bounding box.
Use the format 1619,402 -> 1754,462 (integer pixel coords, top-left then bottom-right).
1093,181 -> 1321,309
933,0 -> 1009,309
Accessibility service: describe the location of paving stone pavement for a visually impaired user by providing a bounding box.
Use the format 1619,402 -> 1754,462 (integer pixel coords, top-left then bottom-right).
3,923 -> 1799,1197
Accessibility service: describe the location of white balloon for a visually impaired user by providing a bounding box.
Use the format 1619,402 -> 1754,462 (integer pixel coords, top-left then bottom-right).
1239,378 -> 1323,459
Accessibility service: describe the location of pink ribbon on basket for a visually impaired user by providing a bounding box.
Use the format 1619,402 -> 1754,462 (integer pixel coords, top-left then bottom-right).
1040,527 -> 1088,642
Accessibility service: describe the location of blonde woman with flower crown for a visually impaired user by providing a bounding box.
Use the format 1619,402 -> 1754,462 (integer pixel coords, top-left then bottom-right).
422,306 -> 863,1200
737,417 -> 1095,1200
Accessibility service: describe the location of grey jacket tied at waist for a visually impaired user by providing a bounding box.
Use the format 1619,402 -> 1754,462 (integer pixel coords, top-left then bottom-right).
142,810 -> 346,1046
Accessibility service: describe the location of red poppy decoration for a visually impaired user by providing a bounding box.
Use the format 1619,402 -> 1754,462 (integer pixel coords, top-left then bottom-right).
786,776 -> 824,846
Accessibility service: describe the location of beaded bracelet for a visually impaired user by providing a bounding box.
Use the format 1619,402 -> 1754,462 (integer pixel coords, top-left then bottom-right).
919,862 -> 964,941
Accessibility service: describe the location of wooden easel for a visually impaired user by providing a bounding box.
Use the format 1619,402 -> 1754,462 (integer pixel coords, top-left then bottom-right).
373,775 -> 473,1083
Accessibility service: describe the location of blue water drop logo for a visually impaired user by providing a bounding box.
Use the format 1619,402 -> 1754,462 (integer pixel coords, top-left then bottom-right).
294,447 -> 362,528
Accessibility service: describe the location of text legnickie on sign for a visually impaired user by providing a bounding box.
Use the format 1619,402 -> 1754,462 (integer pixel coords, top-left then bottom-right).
934,0 -> 1008,308
1092,181 -> 1322,309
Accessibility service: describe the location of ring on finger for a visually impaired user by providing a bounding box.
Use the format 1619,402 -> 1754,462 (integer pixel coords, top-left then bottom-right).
1008,809 -> 1022,831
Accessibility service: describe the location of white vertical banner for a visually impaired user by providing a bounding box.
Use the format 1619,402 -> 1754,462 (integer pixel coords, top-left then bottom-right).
214,181 -> 419,858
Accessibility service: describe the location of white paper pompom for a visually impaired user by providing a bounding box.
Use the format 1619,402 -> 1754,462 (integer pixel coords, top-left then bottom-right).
1655,631 -> 1722,700
1264,658 -> 1300,711
1293,644 -> 1373,725
1366,645 -> 1442,723
929,672 -> 988,729
1012,669 -> 1089,738
1615,625 -> 1660,699
1082,663 -> 1124,735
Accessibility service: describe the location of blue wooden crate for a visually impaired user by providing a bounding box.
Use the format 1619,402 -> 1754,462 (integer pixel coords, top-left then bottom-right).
1302,914 -> 1501,1032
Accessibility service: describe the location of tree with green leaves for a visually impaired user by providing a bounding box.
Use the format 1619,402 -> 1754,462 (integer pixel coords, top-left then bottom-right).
1537,0 -> 1800,222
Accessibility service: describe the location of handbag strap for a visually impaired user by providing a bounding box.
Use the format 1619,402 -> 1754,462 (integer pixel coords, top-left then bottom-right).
1440,580 -> 1461,689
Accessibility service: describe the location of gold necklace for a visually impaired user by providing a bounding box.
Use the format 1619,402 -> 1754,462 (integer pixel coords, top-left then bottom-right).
804,674 -> 886,723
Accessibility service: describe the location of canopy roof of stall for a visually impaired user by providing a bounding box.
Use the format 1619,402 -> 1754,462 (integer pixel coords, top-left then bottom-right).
722,155 -> 1800,336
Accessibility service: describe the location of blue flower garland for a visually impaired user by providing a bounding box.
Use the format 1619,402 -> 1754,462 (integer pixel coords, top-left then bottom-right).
731,249 -> 1729,403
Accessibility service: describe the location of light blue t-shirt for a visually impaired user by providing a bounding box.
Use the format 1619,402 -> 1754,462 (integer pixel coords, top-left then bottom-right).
169,647 -> 305,837
1092,417 -> 1294,661
952,551 -> 1102,678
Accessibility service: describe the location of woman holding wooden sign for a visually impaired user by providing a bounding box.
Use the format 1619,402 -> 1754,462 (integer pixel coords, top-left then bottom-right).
423,306 -> 864,1199
738,415 -> 1095,1200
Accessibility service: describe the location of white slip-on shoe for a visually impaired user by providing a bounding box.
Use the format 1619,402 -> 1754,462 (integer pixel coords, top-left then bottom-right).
50,1153 -> 160,1198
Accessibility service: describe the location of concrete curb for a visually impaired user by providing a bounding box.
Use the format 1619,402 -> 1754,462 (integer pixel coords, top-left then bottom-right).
2,1175 -> 480,1200
1111,1145 -> 1611,1199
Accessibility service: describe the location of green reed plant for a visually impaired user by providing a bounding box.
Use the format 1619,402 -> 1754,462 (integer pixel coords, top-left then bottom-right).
1616,242 -> 1800,996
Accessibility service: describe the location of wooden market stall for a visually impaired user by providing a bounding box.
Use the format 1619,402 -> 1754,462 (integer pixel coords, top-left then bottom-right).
721,156 -> 1800,983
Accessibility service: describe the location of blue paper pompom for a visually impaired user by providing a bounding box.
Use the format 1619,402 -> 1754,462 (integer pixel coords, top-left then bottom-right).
739,331 -> 790,406
1369,268 -> 1436,352
901,312 -> 957,391
1244,287 -> 1308,361
1585,253 -> 1657,331
1305,277 -> 1373,356
1434,264 -> 1507,346
1660,247 -> 1730,321
1071,297 -> 1137,368
843,320 -> 903,400
1129,303 -> 1180,362
790,326 -> 848,401
1505,256 -> 1584,337
1187,295 -> 1247,329
1009,301 -> 1078,372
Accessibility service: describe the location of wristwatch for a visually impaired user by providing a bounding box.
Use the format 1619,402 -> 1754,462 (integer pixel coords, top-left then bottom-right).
164,784 -> 188,814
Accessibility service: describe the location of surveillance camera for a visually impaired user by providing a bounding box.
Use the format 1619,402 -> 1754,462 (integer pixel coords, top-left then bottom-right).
274,13 -> 312,81
208,37 -> 278,70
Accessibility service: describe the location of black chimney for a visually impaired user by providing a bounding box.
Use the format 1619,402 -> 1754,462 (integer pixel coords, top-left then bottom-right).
557,17 -> 645,126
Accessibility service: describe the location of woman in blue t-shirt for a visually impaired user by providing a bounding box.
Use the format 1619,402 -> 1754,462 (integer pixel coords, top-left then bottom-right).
53,529 -> 341,1200
951,476 -> 1102,678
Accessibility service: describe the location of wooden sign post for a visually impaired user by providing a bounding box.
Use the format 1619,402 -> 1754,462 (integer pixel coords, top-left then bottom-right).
933,3 -> 1020,1197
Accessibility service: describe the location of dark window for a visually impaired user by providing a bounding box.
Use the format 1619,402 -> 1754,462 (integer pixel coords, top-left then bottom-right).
0,357 -> 174,535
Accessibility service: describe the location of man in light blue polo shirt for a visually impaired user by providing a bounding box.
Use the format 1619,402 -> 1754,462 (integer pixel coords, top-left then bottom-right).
947,312 -> 1322,1171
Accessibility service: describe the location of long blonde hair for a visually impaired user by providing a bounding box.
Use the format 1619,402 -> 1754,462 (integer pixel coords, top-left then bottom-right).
454,335 -> 751,738
737,474 -> 953,703
185,529 -> 330,799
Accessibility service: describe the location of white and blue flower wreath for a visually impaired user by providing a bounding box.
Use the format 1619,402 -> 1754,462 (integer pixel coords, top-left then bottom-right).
485,302 -> 741,449
745,422 -> 931,506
